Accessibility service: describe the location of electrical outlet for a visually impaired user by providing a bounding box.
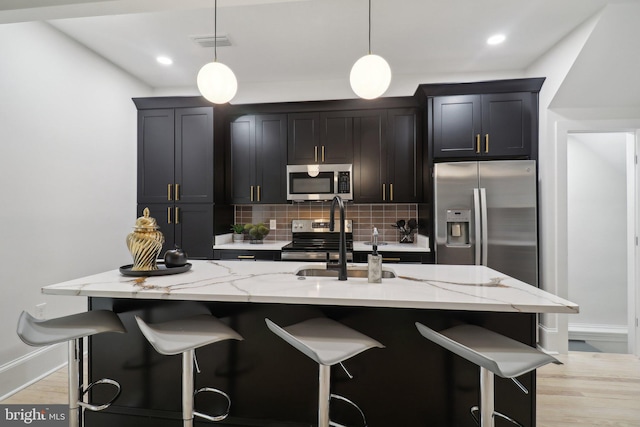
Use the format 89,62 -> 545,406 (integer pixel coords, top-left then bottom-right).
35,302 -> 47,320
270,219 -> 277,230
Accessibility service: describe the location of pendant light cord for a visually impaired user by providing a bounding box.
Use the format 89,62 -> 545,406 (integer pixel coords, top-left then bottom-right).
214,0 -> 218,62
368,0 -> 372,54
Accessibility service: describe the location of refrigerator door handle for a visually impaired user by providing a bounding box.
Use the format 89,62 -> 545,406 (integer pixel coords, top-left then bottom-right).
480,188 -> 489,266
473,188 -> 482,265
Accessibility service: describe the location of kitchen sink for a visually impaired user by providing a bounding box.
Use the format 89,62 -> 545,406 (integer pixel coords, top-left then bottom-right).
295,267 -> 396,279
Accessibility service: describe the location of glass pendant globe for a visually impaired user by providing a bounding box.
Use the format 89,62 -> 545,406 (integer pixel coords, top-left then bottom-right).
197,61 -> 238,104
349,54 -> 391,99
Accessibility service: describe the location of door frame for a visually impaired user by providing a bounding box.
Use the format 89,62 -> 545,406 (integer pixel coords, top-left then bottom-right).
556,119 -> 640,355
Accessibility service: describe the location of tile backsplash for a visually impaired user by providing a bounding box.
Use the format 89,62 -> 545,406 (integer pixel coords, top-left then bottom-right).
234,203 -> 419,243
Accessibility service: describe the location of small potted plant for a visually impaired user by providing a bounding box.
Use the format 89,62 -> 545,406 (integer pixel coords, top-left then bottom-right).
231,224 -> 245,243
244,223 -> 270,244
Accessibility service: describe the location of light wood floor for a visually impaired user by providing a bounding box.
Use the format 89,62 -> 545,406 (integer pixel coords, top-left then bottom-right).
3,352 -> 639,426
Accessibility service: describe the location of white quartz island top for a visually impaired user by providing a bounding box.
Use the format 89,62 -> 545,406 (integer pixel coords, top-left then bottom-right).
42,261 -> 578,314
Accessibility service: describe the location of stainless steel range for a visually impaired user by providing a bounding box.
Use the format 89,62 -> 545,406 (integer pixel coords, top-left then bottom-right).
281,219 -> 353,262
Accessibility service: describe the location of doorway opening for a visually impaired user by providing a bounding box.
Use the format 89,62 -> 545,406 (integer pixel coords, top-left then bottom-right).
566,131 -> 636,354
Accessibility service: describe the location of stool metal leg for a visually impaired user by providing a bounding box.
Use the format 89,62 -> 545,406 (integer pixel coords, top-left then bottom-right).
479,367 -> 494,427
318,364 -> 331,427
183,350 -> 195,427
68,339 -> 81,427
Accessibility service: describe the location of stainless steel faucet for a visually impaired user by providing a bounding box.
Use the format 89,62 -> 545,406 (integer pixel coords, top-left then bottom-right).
328,195 -> 347,280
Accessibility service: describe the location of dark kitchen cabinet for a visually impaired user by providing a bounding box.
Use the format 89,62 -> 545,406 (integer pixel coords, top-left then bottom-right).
213,249 -> 282,261
134,97 -> 233,260
287,113 -> 319,164
354,250 -> 434,264
354,108 -> 421,203
230,114 -> 287,204
137,107 -> 214,204
432,92 -> 533,159
353,110 -> 386,203
287,112 -> 354,165
136,203 -> 214,259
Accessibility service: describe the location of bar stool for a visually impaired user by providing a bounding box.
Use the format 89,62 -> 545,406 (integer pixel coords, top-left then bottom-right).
17,310 -> 126,427
415,322 -> 561,427
134,314 -> 243,427
265,317 -> 384,427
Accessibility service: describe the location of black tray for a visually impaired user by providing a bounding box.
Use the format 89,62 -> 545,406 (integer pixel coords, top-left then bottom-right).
119,262 -> 192,277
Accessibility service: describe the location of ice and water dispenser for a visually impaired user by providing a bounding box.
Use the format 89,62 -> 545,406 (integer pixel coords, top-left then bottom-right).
446,210 -> 470,246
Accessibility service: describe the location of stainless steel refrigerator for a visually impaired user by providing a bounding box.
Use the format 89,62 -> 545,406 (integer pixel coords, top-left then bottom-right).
433,160 -> 538,286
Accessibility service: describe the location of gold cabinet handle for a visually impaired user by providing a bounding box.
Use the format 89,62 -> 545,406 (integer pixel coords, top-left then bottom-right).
168,184 -> 173,201
175,207 -> 180,224
167,206 -> 172,224
175,184 -> 180,201
382,257 -> 401,262
382,184 -> 386,201
237,255 -> 255,260
257,185 -> 261,202
390,183 -> 394,201
314,146 -> 318,163
250,185 -> 254,202
321,145 -> 325,163
476,134 -> 481,154
485,134 -> 489,153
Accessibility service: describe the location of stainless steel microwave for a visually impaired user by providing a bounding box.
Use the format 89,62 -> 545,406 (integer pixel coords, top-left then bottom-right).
286,164 -> 353,201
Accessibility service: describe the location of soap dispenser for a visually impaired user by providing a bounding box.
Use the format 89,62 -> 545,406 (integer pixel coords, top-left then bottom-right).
368,227 -> 382,283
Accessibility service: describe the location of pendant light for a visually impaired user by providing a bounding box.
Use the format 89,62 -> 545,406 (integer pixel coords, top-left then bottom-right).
350,0 -> 391,99
197,0 -> 238,104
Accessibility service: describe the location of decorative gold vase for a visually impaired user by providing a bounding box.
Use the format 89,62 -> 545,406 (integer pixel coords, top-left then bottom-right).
126,207 -> 165,271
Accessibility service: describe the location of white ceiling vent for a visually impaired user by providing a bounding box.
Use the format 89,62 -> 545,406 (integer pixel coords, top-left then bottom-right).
190,35 -> 232,48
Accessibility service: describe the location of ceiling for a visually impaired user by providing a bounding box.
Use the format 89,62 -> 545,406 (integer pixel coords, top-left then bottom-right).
0,0 -> 614,96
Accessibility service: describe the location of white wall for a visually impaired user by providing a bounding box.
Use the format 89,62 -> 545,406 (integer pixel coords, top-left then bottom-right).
0,21 -> 151,398
527,2 -> 640,354
567,133 -> 628,351
525,10 -> 603,353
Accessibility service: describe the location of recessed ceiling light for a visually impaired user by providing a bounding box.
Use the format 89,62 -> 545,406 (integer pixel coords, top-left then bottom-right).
487,34 -> 506,45
156,56 -> 173,65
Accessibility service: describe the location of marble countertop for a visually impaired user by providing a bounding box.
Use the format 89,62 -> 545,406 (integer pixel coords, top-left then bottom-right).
42,260 -> 578,314
353,234 -> 430,252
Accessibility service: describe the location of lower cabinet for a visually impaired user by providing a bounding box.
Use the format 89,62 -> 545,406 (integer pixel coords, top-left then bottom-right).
213,249 -> 281,261
137,203 -> 214,259
354,250 -> 434,264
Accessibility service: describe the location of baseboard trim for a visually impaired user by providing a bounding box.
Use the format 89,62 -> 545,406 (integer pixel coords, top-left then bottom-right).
0,344 -> 67,401
569,323 -> 628,343
538,323 -> 564,354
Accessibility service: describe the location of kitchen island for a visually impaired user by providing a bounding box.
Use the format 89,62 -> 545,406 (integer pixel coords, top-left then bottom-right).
43,261 -> 577,427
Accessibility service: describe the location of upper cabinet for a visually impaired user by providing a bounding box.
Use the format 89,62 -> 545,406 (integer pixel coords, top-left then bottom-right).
419,78 -> 544,162
230,114 -> 287,204
137,107 -> 214,204
287,112 -> 354,165
354,108 -> 421,203
432,92 -> 533,159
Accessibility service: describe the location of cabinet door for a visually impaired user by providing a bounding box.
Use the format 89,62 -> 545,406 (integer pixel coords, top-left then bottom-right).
255,114 -> 287,203
175,108 -> 214,203
387,108 -> 421,202
481,92 -> 532,157
320,112 -> 354,164
287,113 -> 320,164
174,203 -> 214,259
137,110 -> 175,204
230,115 -> 256,204
432,95 -> 482,158
353,110 -> 387,203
